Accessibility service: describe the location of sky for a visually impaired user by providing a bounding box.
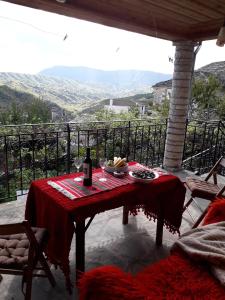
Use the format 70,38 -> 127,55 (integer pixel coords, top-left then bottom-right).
0,0 -> 225,75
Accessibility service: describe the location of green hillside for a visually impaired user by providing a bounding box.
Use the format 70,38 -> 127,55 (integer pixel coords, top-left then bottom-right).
0,85 -> 70,124
0,72 -> 113,112
0,85 -> 61,109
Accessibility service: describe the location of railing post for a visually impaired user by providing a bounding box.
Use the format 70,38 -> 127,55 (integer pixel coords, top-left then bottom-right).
198,122 -> 207,174
126,121 -> 131,161
67,123 -> 71,174
3,136 -> 10,199
213,120 -> 221,164
104,128 -> 107,158
18,134 -> 23,192
163,118 -> 168,156
31,134 -> 35,180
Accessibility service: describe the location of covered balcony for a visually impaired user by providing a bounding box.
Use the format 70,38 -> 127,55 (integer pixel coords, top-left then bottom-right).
0,119 -> 225,299
1,0 -> 225,299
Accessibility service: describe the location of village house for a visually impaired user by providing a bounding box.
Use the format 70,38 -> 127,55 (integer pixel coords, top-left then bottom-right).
152,79 -> 172,104
104,98 -> 147,116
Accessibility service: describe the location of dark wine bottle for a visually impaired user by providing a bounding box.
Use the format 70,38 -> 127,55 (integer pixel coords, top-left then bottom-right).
83,147 -> 92,186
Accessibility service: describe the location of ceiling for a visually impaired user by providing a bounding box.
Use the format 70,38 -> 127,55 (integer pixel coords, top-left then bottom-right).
4,0 -> 225,41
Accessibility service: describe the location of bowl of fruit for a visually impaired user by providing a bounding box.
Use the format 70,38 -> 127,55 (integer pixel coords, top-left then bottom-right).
105,157 -> 128,173
129,169 -> 159,183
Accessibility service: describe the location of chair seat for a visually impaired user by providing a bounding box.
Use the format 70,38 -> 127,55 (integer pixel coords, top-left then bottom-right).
0,227 -> 47,269
185,177 -> 221,200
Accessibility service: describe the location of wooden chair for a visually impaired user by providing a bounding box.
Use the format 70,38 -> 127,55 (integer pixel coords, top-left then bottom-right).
0,221 -> 55,300
183,156 -> 225,228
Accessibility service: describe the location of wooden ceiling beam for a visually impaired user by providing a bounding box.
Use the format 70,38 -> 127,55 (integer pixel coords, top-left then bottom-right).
4,0 -> 224,41
89,0 -> 197,25
169,0 -> 225,18
186,18 -> 224,41
142,0 -> 210,22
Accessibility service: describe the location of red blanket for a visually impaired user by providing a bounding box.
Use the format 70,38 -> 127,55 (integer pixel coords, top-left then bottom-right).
78,198 -> 225,300
25,164 -> 185,287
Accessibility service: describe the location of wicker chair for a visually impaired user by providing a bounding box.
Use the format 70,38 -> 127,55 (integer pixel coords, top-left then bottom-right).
0,220 -> 55,300
184,156 -> 225,228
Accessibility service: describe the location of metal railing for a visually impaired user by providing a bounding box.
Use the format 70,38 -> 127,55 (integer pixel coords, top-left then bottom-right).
1,119 -> 225,203
183,120 -> 225,174
0,119 -> 167,202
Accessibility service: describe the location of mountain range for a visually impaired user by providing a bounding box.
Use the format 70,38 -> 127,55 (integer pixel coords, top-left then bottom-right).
39,66 -> 171,90
0,62 -> 225,118
0,67 -> 171,112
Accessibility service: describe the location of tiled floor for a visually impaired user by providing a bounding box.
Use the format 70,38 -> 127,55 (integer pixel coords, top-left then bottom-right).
0,169 -> 209,300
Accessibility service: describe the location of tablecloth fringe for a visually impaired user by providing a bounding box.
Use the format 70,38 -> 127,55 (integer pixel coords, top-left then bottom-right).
129,205 -> 180,235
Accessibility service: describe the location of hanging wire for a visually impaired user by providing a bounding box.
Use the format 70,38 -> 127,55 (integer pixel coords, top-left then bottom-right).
0,15 -> 68,40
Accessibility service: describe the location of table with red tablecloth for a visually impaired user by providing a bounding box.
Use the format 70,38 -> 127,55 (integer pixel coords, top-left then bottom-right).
25,162 -> 186,290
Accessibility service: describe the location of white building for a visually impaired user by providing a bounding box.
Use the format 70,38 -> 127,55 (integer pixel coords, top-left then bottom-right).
104,99 -> 130,113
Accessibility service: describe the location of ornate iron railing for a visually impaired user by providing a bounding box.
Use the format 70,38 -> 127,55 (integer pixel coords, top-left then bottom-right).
1,119 -> 225,203
0,119 -> 167,202
182,120 -> 225,174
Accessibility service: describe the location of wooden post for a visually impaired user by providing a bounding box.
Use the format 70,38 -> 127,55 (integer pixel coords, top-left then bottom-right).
75,220 -> 85,283
163,41 -> 198,171
122,205 -> 129,224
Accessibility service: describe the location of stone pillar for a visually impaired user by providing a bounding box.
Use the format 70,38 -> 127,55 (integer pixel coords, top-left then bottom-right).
163,41 -> 198,171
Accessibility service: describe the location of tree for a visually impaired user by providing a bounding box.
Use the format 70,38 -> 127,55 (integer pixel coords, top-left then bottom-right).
216,95 -> 225,120
95,107 -> 141,121
158,97 -> 170,119
0,97 -> 52,125
0,108 -> 10,124
128,105 -> 140,118
191,75 -> 221,120
24,97 -> 51,123
95,108 -> 116,121
9,102 -> 24,124
154,95 -> 170,119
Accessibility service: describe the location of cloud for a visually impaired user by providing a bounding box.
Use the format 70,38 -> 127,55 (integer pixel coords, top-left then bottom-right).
0,1 -> 224,75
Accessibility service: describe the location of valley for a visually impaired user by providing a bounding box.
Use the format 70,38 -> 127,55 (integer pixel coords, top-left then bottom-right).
0,62 -> 225,124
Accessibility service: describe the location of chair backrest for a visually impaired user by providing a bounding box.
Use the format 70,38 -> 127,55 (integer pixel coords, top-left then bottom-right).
0,222 -> 25,235
0,221 -> 55,300
216,184 -> 225,197
205,156 -> 225,184
214,158 -> 225,197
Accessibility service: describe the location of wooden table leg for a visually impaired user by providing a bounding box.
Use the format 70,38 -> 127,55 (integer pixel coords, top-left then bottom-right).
75,220 -> 85,283
122,205 -> 129,224
156,202 -> 164,246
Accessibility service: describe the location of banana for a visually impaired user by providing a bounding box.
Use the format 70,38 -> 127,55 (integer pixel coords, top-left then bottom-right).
114,157 -> 120,166
114,157 -> 118,165
115,157 -> 126,167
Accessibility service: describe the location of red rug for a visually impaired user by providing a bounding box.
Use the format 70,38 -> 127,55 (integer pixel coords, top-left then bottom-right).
78,198 -> 225,299
203,197 -> 225,225
78,252 -> 225,299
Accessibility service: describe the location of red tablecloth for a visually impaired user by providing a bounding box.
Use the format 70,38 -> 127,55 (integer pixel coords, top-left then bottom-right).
25,164 -> 186,286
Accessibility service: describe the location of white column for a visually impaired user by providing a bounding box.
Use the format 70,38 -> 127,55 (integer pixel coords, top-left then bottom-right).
163,41 -> 198,171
